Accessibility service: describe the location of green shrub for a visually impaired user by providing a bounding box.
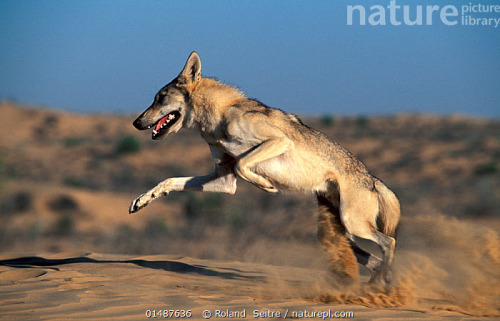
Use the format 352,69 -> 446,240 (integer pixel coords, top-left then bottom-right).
184,194 -> 202,220
474,161 -> 498,176
144,219 -> 170,238
63,176 -> 95,189
229,209 -> 249,229
203,193 -> 225,208
0,191 -> 33,214
0,158 -> 4,188
356,115 -> 368,127
48,194 -> 78,213
320,114 -> 335,127
55,215 -> 74,236
183,193 -> 226,225
62,136 -> 88,148
115,135 -> 141,154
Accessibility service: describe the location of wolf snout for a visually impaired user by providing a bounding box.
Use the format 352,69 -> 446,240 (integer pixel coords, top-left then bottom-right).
133,116 -> 150,130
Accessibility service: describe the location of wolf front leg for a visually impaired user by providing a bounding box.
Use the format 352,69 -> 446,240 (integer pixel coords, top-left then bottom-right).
129,170 -> 237,214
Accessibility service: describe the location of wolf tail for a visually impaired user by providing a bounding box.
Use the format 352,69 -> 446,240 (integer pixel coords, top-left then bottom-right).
375,179 -> 401,238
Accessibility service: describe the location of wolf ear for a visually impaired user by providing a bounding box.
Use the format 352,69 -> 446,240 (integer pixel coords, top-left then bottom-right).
179,51 -> 201,85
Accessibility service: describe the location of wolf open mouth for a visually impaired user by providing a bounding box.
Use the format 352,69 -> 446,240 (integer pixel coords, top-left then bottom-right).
151,111 -> 181,140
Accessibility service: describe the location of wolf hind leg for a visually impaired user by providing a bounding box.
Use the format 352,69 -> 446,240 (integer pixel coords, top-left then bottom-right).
345,225 -> 395,285
345,233 -> 383,280
346,233 -> 383,274
369,230 -> 395,284
234,137 -> 293,193
340,190 -> 395,285
234,165 -> 277,193
317,194 -> 359,286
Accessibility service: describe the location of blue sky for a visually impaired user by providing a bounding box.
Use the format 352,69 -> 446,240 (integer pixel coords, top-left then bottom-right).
1,0 -> 499,117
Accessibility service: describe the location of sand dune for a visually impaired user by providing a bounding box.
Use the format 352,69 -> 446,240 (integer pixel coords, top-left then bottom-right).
1,220 -> 498,321
0,253 -> 478,320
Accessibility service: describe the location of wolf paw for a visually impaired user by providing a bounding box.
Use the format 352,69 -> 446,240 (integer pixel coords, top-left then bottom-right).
129,193 -> 148,214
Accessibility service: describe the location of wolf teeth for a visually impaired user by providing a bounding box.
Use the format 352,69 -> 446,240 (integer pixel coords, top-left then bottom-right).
153,113 -> 177,136
161,114 -> 176,129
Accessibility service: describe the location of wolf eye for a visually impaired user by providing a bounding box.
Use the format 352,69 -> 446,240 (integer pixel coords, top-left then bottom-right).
176,78 -> 186,86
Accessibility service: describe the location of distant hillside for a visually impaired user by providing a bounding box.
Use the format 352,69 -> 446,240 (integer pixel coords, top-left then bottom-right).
0,102 -> 498,256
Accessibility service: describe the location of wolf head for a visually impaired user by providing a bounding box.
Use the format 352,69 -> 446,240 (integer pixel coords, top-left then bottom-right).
132,52 -> 201,140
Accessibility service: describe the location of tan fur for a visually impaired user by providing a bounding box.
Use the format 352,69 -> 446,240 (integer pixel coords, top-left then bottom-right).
375,179 -> 400,238
129,52 -> 401,286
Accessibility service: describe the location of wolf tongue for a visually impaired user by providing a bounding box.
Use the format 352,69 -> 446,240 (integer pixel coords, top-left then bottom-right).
155,116 -> 169,132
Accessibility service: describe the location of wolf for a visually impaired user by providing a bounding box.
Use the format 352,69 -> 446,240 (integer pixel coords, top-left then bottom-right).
129,52 -> 400,286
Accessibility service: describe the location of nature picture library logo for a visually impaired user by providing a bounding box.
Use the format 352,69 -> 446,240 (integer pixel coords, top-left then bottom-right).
347,0 -> 500,27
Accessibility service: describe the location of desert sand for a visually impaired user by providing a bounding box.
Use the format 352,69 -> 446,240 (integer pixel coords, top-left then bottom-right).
1,246 -> 497,321
1,209 -> 498,320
